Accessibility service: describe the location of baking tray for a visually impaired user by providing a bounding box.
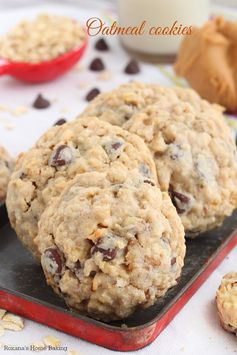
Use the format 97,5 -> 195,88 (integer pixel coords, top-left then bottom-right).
0,203 -> 237,351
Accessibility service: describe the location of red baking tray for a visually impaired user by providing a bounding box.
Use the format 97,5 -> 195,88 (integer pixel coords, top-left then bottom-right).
0,203 -> 237,351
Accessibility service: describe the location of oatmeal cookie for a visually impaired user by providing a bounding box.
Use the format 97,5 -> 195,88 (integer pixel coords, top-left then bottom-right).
6,117 -> 157,258
35,171 -> 185,321
216,272 -> 237,335
0,146 -> 14,202
81,83 -> 237,234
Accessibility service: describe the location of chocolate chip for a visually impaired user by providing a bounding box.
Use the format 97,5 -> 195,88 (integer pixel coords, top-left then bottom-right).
33,94 -> 50,109
4,160 -> 10,169
124,59 -> 140,74
85,88 -> 100,102
91,238 -> 117,261
42,247 -> 64,275
89,58 -> 105,71
95,38 -> 109,51
49,145 -> 73,167
144,179 -> 155,186
90,271 -> 96,277
19,172 -> 27,179
54,118 -> 67,126
103,139 -> 124,160
74,260 -> 81,271
171,257 -> 176,265
169,186 -> 190,214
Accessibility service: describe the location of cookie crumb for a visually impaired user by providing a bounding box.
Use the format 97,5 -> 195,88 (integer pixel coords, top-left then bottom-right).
10,106 -> 28,116
78,82 -> 90,89
2,314 -> 24,331
60,107 -> 69,113
97,71 -> 112,81
43,335 -> 61,347
0,104 -> 8,111
4,123 -> 15,130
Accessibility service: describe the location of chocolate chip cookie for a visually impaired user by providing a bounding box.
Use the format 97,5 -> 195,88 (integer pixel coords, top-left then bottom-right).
6,117 -> 157,259
81,83 -> 237,235
216,272 -> 237,335
0,146 -> 14,202
35,171 -> 185,321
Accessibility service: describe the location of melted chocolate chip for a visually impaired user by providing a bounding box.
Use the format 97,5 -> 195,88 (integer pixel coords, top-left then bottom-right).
49,145 -> 73,167
103,140 -> 124,160
54,118 -> 67,126
19,172 -> 27,180
89,58 -> 105,71
124,59 -> 140,74
85,88 -> 100,102
111,141 -> 123,150
169,186 -> 190,214
74,260 -> 81,271
144,179 -> 155,186
42,247 -> 64,275
95,38 -> 109,51
171,257 -> 176,265
91,239 -> 117,261
33,94 -> 50,109
90,271 -> 97,277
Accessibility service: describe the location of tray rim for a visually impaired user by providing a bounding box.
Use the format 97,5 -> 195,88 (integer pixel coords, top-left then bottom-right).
1,202 -> 237,351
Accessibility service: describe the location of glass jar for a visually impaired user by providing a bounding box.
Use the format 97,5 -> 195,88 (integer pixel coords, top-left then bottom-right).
117,0 -> 209,55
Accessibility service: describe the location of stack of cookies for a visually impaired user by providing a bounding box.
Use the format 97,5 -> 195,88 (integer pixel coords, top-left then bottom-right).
6,82 -> 237,321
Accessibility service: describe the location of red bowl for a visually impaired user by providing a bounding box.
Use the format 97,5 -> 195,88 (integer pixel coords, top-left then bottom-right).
0,40 -> 87,83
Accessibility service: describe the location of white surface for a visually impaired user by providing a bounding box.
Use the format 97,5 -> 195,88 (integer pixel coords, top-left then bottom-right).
0,3 -> 237,355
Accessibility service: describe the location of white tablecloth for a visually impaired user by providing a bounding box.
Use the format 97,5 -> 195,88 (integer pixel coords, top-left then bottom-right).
0,3 -> 237,355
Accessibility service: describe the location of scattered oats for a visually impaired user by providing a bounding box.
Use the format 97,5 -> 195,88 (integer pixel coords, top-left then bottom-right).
2,313 -> 24,330
10,106 -> 28,116
0,324 -> 5,337
0,309 -> 6,319
0,341 -> 4,348
60,107 -> 69,113
0,117 -> 8,123
43,335 -> 61,347
67,350 -> 80,355
4,123 -> 15,130
74,63 -> 83,71
0,104 -> 8,111
97,70 -> 112,81
30,341 -> 45,352
78,82 -> 90,89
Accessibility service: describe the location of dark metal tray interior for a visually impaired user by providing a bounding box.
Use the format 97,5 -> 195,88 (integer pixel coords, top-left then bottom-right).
0,204 -> 237,329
